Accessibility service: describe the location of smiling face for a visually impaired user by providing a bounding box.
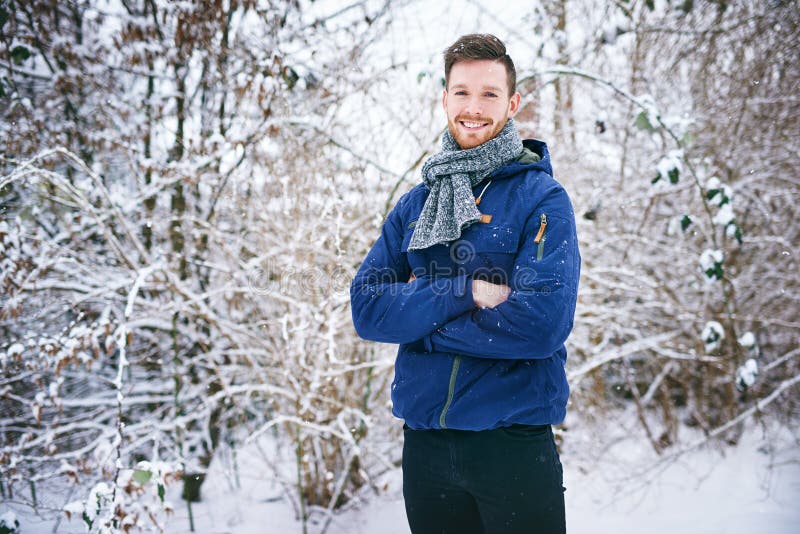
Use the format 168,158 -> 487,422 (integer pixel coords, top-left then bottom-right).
443,59 -> 521,150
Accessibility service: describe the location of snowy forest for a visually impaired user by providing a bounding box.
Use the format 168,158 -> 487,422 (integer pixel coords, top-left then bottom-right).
1,0 -> 798,532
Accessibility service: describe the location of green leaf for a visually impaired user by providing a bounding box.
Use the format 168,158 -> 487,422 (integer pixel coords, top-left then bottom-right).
11,45 -> 32,65
281,66 -> 298,90
706,188 -> 720,200
157,483 -> 165,502
0,7 -> 9,29
734,225 -> 743,244
705,264 -> 724,280
634,111 -> 656,132
132,469 -> 153,485
645,0 -> 655,10
681,215 -> 692,231
417,71 -> 427,84
668,168 -> 680,184
651,174 -> 661,185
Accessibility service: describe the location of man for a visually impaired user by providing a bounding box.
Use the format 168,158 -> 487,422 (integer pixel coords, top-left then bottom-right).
350,34 -> 580,534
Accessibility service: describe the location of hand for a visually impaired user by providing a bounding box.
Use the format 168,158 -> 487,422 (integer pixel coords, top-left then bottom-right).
472,280 -> 511,308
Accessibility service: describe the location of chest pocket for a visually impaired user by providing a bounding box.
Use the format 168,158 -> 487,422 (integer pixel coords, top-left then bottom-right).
457,223 -> 519,283
401,221 -> 520,283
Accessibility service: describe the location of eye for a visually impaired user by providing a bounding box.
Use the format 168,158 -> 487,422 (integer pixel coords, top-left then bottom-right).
454,90 -> 467,96
484,92 -> 498,98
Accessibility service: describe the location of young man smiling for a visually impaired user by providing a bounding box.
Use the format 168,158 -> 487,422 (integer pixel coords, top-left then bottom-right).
444,52 -> 520,151
351,34 -> 580,534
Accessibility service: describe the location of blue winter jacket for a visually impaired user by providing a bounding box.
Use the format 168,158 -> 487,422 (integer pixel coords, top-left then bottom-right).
350,139 -> 580,430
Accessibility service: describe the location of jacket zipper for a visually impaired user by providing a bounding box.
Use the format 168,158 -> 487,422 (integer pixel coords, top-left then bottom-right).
534,213 -> 547,260
438,355 -> 461,429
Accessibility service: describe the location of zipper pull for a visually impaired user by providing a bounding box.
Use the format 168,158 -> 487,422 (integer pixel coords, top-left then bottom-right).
475,180 -> 492,205
534,213 -> 548,244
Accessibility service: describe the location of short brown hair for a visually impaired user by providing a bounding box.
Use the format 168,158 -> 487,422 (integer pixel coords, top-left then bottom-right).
444,34 -> 516,95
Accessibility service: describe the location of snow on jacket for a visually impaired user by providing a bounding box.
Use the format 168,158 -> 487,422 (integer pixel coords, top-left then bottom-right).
350,139 -> 581,430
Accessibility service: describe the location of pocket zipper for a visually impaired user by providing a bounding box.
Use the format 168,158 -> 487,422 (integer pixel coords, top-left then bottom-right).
534,213 -> 547,260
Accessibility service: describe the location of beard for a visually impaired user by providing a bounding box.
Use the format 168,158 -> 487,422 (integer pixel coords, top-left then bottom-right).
447,113 -> 509,150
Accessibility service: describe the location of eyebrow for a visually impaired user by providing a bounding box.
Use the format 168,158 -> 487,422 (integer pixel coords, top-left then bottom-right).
449,83 -> 504,92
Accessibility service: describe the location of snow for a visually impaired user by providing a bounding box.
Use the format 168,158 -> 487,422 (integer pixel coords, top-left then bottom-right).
637,93 -> 661,127
713,202 -> 735,227
8,423 -> 798,533
701,321 -> 725,353
2,1 -> 798,533
699,249 -> 723,271
699,248 -> 724,281
666,215 -> 684,236
5,342 -> 24,358
706,176 -> 733,207
739,332 -> 756,348
736,358 -> 759,389
0,511 -> 19,532
561,424 -> 800,534
726,222 -> 740,240
62,500 -> 84,517
656,149 -> 683,184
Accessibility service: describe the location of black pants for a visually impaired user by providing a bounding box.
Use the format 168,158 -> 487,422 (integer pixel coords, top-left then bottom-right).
402,424 -> 566,534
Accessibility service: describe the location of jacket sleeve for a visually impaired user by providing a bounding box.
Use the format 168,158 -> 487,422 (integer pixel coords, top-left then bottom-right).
423,193 -> 581,360
350,196 -> 476,344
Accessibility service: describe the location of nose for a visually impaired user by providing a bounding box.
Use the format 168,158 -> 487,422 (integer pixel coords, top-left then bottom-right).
463,95 -> 483,116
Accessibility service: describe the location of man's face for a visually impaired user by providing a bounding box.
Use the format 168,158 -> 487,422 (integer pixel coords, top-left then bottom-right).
443,59 -> 521,150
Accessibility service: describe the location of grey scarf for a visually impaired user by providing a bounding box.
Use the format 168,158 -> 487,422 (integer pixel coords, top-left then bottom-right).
407,119 -> 523,251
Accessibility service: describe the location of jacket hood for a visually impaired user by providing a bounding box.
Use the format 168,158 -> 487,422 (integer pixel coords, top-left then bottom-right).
488,139 -> 552,181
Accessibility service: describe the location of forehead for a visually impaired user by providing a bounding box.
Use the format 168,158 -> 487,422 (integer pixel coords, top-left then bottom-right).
448,59 -> 508,92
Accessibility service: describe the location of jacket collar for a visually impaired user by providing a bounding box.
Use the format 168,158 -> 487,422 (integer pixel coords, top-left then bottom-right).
487,139 -> 552,181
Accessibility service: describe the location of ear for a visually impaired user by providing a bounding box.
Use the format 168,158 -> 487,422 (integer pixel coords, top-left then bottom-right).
507,92 -> 521,118
442,89 -> 448,112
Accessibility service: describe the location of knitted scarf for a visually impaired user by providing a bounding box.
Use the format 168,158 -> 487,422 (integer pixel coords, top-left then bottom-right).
407,119 -> 523,251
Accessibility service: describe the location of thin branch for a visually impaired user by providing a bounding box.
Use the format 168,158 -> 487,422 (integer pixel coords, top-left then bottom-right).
658,373 -> 800,463
569,330 -> 682,384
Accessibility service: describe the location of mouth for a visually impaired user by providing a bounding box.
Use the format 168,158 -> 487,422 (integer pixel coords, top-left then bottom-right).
458,118 -> 490,131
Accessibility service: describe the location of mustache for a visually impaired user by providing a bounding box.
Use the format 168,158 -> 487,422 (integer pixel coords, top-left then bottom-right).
455,115 -> 493,124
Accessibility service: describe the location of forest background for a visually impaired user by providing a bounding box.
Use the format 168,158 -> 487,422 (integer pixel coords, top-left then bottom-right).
1,0 -> 798,532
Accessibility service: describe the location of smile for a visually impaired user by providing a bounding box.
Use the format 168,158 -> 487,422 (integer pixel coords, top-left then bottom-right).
459,120 -> 489,130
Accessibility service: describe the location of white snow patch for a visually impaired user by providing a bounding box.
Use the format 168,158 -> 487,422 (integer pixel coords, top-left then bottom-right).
736,358 -> 759,389
738,332 -> 756,348
713,202 -> 735,227
62,500 -> 84,516
699,249 -> 723,278
656,149 -> 683,183
0,511 -> 19,529
701,321 -> 725,353
705,175 -> 721,191
6,342 -> 24,358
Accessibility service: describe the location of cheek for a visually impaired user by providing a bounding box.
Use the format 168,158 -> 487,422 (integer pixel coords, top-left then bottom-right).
494,102 -> 510,116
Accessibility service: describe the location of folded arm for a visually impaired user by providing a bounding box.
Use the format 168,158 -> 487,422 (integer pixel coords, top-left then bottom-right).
423,209 -> 581,360
350,200 -> 475,344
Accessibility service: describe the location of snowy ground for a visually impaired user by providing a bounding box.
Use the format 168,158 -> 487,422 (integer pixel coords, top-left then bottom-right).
6,422 -> 798,534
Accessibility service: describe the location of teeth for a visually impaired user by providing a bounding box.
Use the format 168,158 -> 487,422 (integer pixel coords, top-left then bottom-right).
462,121 -> 486,128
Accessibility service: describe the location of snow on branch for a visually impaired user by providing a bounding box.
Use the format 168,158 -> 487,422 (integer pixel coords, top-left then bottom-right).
569,331 -> 682,385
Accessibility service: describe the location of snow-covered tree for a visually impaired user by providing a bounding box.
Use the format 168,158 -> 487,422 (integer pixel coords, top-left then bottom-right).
2,1 -> 798,532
